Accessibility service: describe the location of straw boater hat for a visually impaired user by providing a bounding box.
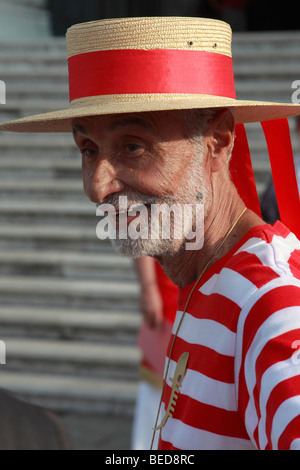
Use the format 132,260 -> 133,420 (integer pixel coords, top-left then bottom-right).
1,16 -> 300,131
0,17 -> 299,234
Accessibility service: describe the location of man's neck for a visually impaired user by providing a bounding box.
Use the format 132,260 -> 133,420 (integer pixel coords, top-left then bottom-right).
156,204 -> 264,288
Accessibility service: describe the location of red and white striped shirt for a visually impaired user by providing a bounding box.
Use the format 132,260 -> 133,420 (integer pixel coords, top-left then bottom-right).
158,222 -> 300,450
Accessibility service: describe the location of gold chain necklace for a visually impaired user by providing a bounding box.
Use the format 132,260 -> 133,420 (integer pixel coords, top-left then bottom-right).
150,206 -> 247,450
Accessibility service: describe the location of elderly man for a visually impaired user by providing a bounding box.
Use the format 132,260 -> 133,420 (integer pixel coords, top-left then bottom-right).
1,16 -> 300,450
74,108 -> 250,274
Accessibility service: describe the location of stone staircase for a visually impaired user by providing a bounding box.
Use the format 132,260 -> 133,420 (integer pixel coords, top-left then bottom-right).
0,38 -> 142,415
0,30 -> 300,416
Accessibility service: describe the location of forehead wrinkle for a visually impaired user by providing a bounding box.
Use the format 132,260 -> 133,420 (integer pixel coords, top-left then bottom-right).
72,114 -> 156,139
108,116 -> 154,133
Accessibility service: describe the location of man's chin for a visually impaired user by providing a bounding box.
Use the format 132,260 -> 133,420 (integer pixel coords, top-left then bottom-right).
110,237 -> 183,258
110,238 -> 157,258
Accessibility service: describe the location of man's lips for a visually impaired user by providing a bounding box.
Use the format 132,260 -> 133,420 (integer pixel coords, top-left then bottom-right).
114,203 -> 150,225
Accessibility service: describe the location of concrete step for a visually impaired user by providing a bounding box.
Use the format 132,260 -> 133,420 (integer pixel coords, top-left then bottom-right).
0,223 -> 108,251
0,100 -> 69,119
0,305 -> 140,343
0,179 -> 85,200
233,50 -> 300,64
0,157 -> 80,180
0,52 -> 67,66
5,83 -> 69,101
0,275 -> 139,309
235,82 -> 296,102
0,135 -> 81,161
0,38 -> 65,52
2,337 -> 140,381
0,133 -> 76,150
0,67 -> 67,79
0,371 -> 138,415
0,198 -> 97,225
0,249 -> 136,281
232,31 -> 300,47
233,62 -> 300,79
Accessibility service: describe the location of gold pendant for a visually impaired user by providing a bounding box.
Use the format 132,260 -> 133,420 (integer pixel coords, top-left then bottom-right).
153,351 -> 189,431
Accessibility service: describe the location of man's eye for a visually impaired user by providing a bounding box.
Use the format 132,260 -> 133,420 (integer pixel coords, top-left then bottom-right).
124,143 -> 142,154
81,147 -> 98,158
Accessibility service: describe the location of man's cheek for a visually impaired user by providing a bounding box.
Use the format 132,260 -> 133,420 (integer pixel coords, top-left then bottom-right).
82,170 -> 97,201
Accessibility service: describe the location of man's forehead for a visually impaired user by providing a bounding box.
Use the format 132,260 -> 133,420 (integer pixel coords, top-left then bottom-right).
72,111 -> 164,136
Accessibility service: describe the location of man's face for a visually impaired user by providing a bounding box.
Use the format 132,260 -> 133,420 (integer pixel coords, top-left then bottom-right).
73,111 -> 208,257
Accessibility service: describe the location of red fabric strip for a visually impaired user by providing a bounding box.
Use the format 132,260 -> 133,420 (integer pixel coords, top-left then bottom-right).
277,414 -> 300,450
230,124 -> 262,216
68,49 -> 236,101
162,382 -> 249,439
228,251 -> 280,288
158,438 -> 179,450
154,261 -> 178,324
261,119 -> 300,238
166,335 -> 235,383
180,289 -> 241,332
266,376 -> 300,449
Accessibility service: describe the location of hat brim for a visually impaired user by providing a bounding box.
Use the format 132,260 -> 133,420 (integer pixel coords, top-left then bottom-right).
1,95 -> 300,133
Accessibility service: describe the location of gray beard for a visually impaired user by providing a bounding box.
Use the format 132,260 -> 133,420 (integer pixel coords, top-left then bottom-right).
106,149 -> 210,258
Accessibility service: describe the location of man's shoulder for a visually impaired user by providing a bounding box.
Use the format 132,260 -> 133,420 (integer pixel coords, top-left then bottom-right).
226,221 -> 300,280
206,221 -> 300,307
183,222 -> 300,316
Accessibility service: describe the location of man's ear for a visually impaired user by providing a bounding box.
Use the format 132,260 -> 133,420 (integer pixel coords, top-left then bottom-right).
206,109 -> 235,172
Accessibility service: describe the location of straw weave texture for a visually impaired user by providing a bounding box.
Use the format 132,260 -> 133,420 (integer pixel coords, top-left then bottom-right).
66,17 -> 232,58
1,96 -> 300,133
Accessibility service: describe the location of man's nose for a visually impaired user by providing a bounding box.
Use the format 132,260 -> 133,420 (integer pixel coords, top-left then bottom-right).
84,158 -> 124,203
